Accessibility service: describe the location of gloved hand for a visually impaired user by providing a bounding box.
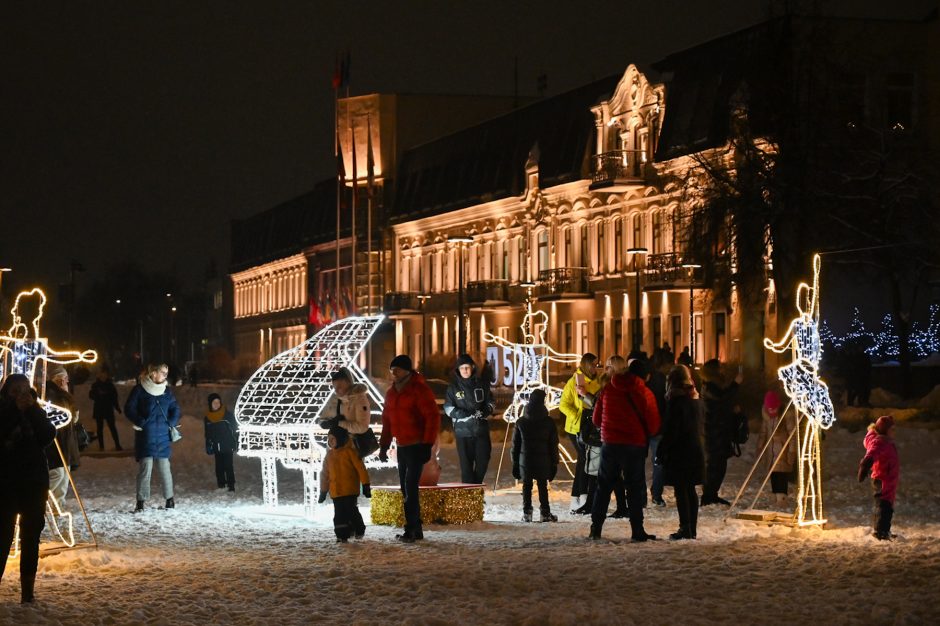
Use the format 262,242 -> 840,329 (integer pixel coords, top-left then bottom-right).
473,410 -> 484,420
512,465 -> 521,480
318,417 -> 338,430
378,448 -> 389,463
318,492 -> 327,504
362,484 -> 372,498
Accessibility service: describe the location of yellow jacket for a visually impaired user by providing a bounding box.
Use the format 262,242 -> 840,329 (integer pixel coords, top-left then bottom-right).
559,368 -> 600,435
320,440 -> 370,498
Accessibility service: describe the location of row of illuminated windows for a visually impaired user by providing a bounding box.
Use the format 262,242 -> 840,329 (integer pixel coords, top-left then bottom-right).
234,268 -> 307,318
399,209 -> 677,293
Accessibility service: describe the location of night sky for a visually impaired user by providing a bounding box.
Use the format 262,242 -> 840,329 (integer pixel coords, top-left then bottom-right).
1,1 -> 933,315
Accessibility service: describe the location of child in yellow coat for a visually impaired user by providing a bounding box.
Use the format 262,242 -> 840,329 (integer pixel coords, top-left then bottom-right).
319,427 -> 371,542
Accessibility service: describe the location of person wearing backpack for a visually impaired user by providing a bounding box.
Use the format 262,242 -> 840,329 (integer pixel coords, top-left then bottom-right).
588,357 -> 661,542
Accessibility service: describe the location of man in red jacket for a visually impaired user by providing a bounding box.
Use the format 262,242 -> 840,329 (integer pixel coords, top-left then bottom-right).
379,354 -> 441,542
589,358 -> 661,541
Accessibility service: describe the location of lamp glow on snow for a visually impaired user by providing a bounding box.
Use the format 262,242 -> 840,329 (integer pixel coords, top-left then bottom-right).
756,254 -> 834,526
0,288 -> 99,556
235,315 -> 393,518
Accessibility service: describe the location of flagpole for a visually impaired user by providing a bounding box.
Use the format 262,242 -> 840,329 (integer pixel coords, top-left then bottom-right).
334,65 -> 341,318
350,120 -> 358,317
366,113 -> 374,315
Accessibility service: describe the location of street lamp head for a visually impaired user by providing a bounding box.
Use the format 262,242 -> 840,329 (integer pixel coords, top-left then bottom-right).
115,299 -> 121,304
166,292 -> 172,298
519,281 -> 536,288
627,247 -> 649,255
417,294 -> 431,301
0,268 -> 11,272
681,263 -> 702,269
171,306 -> 177,312
449,236 -> 473,244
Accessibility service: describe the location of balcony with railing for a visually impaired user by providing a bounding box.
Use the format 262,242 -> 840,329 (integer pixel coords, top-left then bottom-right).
383,291 -> 421,313
643,252 -> 704,290
589,150 -> 647,191
536,267 -> 592,301
467,280 -> 510,306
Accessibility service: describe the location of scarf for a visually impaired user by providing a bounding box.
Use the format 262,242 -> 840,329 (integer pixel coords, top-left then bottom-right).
206,407 -> 226,423
140,377 -> 167,397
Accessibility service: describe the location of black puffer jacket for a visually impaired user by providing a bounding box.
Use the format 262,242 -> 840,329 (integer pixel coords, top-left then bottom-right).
444,355 -> 494,439
657,393 -> 706,486
511,390 -> 559,481
702,380 -> 739,460
0,398 -> 57,490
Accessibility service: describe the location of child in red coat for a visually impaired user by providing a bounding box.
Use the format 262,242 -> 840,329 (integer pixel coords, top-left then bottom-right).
857,415 -> 899,540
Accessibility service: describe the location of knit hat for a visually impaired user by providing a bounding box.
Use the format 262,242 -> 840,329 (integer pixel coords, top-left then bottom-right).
528,388 -> 546,407
389,354 -> 413,371
874,415 -> 895,435
207,393 -> 222,409
455,353 -> 476,369
627,358 -> 649,379
763,391 -> 781,415
328,426 -> 349,448
330,367 -> 353,383
47,364 -> 67,381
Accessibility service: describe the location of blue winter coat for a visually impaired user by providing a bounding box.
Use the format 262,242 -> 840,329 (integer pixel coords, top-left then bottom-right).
124,383 -> 181,460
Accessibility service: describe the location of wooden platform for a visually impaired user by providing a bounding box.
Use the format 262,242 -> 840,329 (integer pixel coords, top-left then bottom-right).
371,483 -> 484,526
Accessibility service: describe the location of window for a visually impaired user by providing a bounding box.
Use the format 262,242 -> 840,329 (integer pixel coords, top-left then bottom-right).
564,228 -> 572,267
595,320 -> 605,357
490,243 -> 497,280
714,312 -> 726,361
580,225 -> 589,268
694,313 -> 704,365
633,214 -> 644,249
652,212 -> 663,254
652,317 -> 662,352
502,245 -> 509,280
428,253 -> 436,292
614,319 -> 623,355
671,315 -> 682,357
442,250 -> 449,290
631,318 -> 643,353
596,221 -> 606,274
538,231 -> 549,274
476,246 -> 484,280
564,321 -> 573,353
516,237 -> 525,282
614,219 -> 623,271
577,321 -> 588,354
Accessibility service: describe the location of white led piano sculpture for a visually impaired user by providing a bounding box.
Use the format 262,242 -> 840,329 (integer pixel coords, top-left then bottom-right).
235,315 -> 394,518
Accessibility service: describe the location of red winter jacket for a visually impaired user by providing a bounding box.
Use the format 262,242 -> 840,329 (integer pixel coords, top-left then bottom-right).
593,372 -> 660,447
862,429 -> 899,504
380,372 -> 441,449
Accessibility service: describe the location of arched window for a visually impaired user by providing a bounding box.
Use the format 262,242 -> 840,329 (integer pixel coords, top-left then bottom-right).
537,230 -> 549,275
632,213 -> 644,249
614,217 -> 624,271
652,210 -> 664,255
594,220 -> 605,275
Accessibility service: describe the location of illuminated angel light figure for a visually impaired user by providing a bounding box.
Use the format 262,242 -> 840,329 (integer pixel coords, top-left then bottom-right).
235,315 -> 394,518
0,288 -> 98,556
745,253 -> 834,526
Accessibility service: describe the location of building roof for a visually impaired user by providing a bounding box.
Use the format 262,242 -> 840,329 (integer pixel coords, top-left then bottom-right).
390,75 -> 620,223
230,178 -> 346,272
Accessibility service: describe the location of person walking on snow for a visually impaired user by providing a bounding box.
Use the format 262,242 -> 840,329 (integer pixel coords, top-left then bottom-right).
445,354 -> 495,485
204,393 -> 238,491
89,367 -> 123,451
511,388 -> 559,523
124,363 -> 180,512
755,390 -> 796,507
560,353 -> 600,513
379,355 -> 441,543
700,359 -> 743,506
319,427 -> 371,542
858,415 -> 899,540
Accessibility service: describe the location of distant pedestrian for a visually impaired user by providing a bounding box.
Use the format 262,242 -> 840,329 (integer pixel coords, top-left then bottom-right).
657,365 -> 705,540
319,427 -> 371,542
755,391 -> 796,507
444,354 -> 495,485
677,347 -> 693,367
204,393 -> 238,491
125,363 -> 180,512
699,359 -> 742,506
511,389 -> 559,523
0,374 -> 57,603
858,415 -> 899,540
379,355 -> 441,543
89,368 -> 123,451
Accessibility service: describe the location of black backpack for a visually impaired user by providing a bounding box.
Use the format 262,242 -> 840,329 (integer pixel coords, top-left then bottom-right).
731,411 -> 749,457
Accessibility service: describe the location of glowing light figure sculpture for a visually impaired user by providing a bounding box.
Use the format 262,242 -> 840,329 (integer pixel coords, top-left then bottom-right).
484,303 -> 581,424
757,254 -> 833,526
0,288 -> 98,556
235,315 -> 393,517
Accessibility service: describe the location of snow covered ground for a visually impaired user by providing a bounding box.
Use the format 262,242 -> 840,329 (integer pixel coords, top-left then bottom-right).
2,383 -> 940,625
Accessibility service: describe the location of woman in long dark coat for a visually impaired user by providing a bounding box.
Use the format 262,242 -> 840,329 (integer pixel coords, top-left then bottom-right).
0,374 -> 57,603
656,365 -> 706,540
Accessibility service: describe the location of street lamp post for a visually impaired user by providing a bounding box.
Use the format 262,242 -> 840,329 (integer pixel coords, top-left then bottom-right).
417,294 -> 431,370
681,263 -> 702,365
627,247 -> 648,353
450,236 -> 473,355
0,268 -> 11,314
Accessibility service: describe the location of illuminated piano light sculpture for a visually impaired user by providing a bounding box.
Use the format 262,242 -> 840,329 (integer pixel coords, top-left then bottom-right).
235,315 -> 393,518
0,288 -> 98,557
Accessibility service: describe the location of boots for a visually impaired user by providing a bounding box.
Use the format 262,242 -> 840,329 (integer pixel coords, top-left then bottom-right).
588,523 -> 602,540
21,576 -> 35,603
165,497 -> 175,509
540,512 -> 558,523
522,510 -> 533,523
134,500 -> 144,513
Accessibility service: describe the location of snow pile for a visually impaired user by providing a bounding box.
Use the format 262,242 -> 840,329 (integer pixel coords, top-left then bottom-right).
0,384 -> 938,624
